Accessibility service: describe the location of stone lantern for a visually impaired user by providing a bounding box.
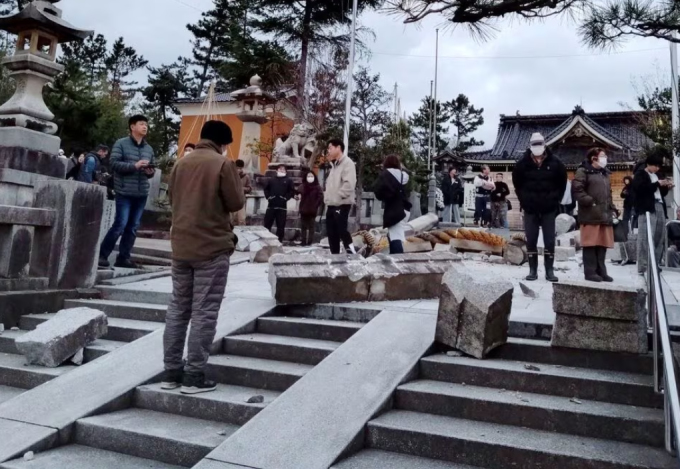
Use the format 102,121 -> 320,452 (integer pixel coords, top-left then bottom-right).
230,75 -> 277,174
0,0 -> 92,165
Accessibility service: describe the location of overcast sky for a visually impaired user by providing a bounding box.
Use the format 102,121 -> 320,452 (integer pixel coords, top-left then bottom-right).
59,0 -> 670,149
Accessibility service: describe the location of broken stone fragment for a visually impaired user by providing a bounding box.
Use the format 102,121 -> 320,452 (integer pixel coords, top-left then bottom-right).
250,244 -> 284,263
15,307 -> 107,367
519,282 -> 537,299
435,266 -> 513,359
246,395 -> 265,404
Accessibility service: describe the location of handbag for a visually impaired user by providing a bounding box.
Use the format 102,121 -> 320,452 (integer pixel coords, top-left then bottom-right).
506,200 -> 513,211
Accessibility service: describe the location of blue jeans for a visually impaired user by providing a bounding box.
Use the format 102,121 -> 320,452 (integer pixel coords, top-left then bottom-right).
100,195 -> 147,261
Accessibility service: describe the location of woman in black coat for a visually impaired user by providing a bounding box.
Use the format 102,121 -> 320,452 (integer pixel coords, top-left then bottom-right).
374,154 -> 412,254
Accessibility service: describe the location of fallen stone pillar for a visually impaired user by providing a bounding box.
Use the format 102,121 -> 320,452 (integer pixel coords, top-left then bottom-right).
435,267 -> 513,358
269,251 -> 461,304
551,280 -> 647,353
405,213 -> 438,237
15,307 -> 107,367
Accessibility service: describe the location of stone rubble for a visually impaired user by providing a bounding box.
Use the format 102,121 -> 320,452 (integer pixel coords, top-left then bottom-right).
555,214 -> 576,237
519,282 -> 537,299
435,266 -> 514,359
15,307 -> 107,367
269,251 -> 461,304
551,280 -> 647,353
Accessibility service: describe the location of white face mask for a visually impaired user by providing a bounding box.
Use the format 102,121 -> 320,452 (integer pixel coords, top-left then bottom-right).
597,156 -> 608,168
277,171 -> 286,178
306,176 -> 315,183
530,145 -> 545,157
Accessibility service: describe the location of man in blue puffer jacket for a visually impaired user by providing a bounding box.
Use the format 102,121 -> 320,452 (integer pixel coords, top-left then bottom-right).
99,115 -> 156,269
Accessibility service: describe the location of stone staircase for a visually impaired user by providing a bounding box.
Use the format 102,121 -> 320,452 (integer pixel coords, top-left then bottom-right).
334,338 -> 675,469
0,297 -> 365,468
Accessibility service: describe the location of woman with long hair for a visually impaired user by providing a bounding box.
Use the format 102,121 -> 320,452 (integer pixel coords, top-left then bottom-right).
572,147 -> 618,282
374,154 -> 412,254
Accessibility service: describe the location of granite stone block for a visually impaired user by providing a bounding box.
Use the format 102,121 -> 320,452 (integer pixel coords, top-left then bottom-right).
551,314 -> 647,354
15,307 -> 107,367
552,280 -> 646,321
436,266 -> 514,358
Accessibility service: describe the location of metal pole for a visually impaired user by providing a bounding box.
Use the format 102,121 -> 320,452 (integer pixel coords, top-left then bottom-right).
432,28 -> 439,176
671,35 -> 679,217
343,0 -> 358,154
427,80 -> 433,170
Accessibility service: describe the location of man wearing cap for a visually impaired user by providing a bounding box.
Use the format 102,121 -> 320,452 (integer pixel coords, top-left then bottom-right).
632,152 -> 673,274
162,120 -> 244,395
512,133 -> 568,282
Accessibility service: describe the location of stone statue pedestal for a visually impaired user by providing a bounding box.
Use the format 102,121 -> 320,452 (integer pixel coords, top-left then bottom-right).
0,128 -> 65,178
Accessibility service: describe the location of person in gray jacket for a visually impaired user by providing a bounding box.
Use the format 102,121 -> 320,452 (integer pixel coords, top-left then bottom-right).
99,115 -> 156,269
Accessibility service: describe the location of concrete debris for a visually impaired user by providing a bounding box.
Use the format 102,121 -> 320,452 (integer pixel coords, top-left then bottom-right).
519,282 -> 537,299
436,266 -> 514,359
10,327 -> 19,331
570,397 -> 583,405
15,307 -> 107,367
70,347 -> 84,366
556,231 -> 582,251
217,430 -> 228,436
23,452 -> 34,461
269,251 -> 461,304
554,246 -> 576,262
503,242 -> 527,266
0,323 -> 3,334
405,213 -> 439,236
250,244 -> 284,263
446,350 -> 463,357
234,226 -> 283,254
246,395 -> 265,404
555,214 -> 576,236
524,364 -> 540,371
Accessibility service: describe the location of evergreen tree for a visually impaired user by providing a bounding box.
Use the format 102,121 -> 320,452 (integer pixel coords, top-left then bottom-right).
253,0 -> 382,103
0,0 -> 27,16
60,34 -> 108,87
105,37 -> 148,98
445,94 -> 484,153
408,97 -> 451,162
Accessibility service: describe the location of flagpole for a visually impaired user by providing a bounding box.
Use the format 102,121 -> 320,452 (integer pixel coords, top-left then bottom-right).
432,28 -> 439,176
343,0 -> 358,154
671,34 -> 679,217
428,80 -> 433,171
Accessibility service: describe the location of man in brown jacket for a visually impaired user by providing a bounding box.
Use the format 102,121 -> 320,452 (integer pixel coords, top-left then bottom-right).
162,120 -> 244,394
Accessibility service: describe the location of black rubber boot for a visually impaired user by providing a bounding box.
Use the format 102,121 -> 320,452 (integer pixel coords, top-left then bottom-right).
389,239 -> 404,254
544,252 -> 559,282
526,253 -> 538,281
583,247 -> 602,282
596,246 -> 613,282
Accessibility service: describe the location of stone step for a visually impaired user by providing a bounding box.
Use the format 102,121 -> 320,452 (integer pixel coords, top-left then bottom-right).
98,269 -> 171,286
396,379 -> 664,447
257,316 -> 363,342
75,408 -> 238,467
65,298 -> 167,323
367,410 -> 676,469
130,245 -> 172,260
0,444 -> 184,469
128,252 -> 172,267
332,449 -> 478,469
84,339 -> 127,362
98,286 -> 172,306
20,314 -> 162,343
223,333 -> 339,366
0,330 -> 24,354
0,352 -> 74,389
206,354 -> 312,392
420,354 -> 661,408
134,382 -> 279,426
492,337 -> 653,375
0,384 -> 23,405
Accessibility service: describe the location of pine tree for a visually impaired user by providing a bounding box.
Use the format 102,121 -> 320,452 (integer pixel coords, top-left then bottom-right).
253,0 -> 382,105
60,34 -> 108,87
408,97 -> 451,162
105,37 -> 148,98
445,94 -> 484,153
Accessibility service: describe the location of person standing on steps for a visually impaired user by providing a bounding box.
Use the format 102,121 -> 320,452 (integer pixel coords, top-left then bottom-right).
442,167 -> 464,224
77,144 -> 109,184
374,154 -> 412,254
162,120 -> 244,394
490,173 -> 510,229
98,115 -> 156,269
324,139 -> 357,254
263,164 -> 295,242
620,176 -> 634,229
512,132 -> 567,283
474,165 -> 495,226
572,148 -> 618,282
231,159 -> 252,226
298,171 -> 323,246
633,153 -> 672,275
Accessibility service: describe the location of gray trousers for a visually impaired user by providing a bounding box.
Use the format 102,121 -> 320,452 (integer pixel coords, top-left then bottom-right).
163,253 -> 230,374
443,204 -> 461,224
637,204 -> 665,274
491,201 -> 507,229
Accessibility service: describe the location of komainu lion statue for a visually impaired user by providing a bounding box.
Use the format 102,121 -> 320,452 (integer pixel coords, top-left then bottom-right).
273,123 -> 317,166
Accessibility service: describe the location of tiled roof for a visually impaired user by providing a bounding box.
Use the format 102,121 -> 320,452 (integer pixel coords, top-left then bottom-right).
472,106 -> 654,165
175,93 -> 235,104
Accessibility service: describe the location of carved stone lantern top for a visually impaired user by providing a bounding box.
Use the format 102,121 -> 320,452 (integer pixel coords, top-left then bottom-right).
0,1 -> 92,44
230,74 -> 277,124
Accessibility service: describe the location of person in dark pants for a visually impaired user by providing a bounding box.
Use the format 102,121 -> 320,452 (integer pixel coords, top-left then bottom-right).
512,132 -> 567,282
490,173 -> 510,228
374,154 -> 412,254
77,144 -> 109,184
99,115 -> 156,269
264,164 -> 295,242
442,167 -> 464,224
324,139 -> 357,254
162,120 -> 244,394
298,171 -> 323,246
474,165 -> 495,226
620,175 -> 634,228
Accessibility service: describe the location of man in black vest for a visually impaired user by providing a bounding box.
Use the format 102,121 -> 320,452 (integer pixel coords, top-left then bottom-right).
474,165 -> 495,226
512,133 -> 567,282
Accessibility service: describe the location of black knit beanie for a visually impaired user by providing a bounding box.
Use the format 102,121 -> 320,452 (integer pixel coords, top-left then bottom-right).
200,120 -> 233,146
